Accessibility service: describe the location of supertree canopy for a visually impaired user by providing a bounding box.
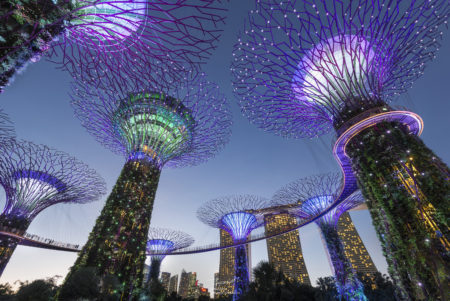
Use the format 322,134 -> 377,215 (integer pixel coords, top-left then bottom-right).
232,1 -> 449,299
0,0 -> 228,92
0,139 -> 106,276
197,195 -> 269,301
273,173 -> 368,301
146,228 -> 194,283
60,72 -> 231,299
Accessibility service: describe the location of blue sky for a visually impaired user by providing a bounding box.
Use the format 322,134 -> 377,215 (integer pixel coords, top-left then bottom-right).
1,1 -> 449,293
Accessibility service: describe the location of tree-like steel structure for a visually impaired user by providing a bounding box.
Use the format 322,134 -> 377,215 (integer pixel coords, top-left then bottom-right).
62,72 -> 231,299
0,139 -> 106,276
273,173 -> 368,301
146,228 -> 194,283
0,0 -> 228,92
231,1 -> 449,298
197,195 -> 269,301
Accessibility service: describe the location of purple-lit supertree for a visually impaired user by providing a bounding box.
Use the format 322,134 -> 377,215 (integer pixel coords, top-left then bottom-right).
273,173 -> 367,301
231,1 -> 449,298
61,72 -> 231,299
0,139 -> 106,276
197,195 -> 269,301
0,0 -> 228,92
146,228 -> 194,283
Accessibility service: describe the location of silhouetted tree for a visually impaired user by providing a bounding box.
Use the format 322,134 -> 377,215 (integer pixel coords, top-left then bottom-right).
58,266 -> 100,300
315,277 -> 338,301
242,261 -> 320,301
15,278 -> 58,301
0,283 -> 13,300
358,272 -> 396,301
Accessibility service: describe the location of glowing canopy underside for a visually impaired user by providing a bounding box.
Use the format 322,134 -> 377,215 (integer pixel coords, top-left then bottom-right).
113,91 -> 194,165
221,212 -> 258,242
0,140 -> 106,220
69,0 -> 146,43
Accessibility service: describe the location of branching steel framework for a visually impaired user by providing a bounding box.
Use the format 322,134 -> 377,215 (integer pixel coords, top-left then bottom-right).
0,109 -> 15,139
197,195 -> 269,301
231,1 -> 450,299
0,139 -> 106,277
63,72 -> 231,299
146,228 -> 194,283
0,0 -> 228,92
272,173 -> 367,301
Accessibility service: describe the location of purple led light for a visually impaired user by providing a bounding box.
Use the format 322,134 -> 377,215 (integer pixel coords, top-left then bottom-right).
0,140 -> 106,220
221,212 -> 258,242
197,195 -> 268,242
146,228 -> 194,259
231,0 -> 449,138
272,173 -> 364,226
1,1 -> 228,92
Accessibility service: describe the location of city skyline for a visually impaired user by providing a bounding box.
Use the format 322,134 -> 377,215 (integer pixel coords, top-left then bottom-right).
0,1 -> 449,294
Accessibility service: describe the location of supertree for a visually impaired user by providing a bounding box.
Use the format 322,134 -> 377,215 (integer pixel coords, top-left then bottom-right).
61,72 -> 232,299
273,173 -> 368,301
0,0 -> 228,92
146,228 -> 194,283
231,1 -> 449,298
0,139 -> 106,276
197,195 -> 269,301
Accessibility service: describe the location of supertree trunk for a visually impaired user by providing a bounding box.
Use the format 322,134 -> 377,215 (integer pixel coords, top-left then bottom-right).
319,222 -> 367,301
0,0 -> 72,92
366,205 -> 411,301
347,121 -> 450,300
61,159 -> 161,299
0,216 -> 30,277
233,244 -> 249,301
149,258 -> 162,283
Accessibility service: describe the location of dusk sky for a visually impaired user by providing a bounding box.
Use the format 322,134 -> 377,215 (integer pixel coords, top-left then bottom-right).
1,1 -> 449,293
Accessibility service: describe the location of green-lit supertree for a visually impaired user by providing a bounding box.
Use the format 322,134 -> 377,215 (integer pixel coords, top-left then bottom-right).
60,73 -> 232,299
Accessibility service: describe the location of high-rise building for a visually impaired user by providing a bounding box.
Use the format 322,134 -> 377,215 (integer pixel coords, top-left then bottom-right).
160,272 -> 171,291
142,264 -> 150,285
168,274 -> 178,294
264,213 -> 311,285
337,212 -> 378,283
215,229 -> 251,298
187,272 -> 198,299
213,272 -> 220,299
178,270 -> 191,299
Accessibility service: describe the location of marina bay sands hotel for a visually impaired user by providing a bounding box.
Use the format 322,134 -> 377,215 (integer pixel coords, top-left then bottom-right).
214,210 -> 378,298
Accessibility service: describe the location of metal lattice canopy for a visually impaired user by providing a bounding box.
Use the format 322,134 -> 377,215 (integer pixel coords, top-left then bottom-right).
0,139 -> 106,220
0,109 -> 15,139
272,173 -> 364,225
197,195 -> 269,242
146,227 -> 194,260
49,0 -> 229,89
231,0 -> 449,138
71,72 -> 232,168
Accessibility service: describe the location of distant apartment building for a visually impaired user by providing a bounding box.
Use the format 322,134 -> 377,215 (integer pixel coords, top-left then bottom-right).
337,212 -> 378,282
215,229 -> 251,298
142,264 -> 150,285
160,272 -> 171,291
265,213 -> 311,285
178,269 -> 191,299
168,274 -> 178,294
186,272 -> 198,299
